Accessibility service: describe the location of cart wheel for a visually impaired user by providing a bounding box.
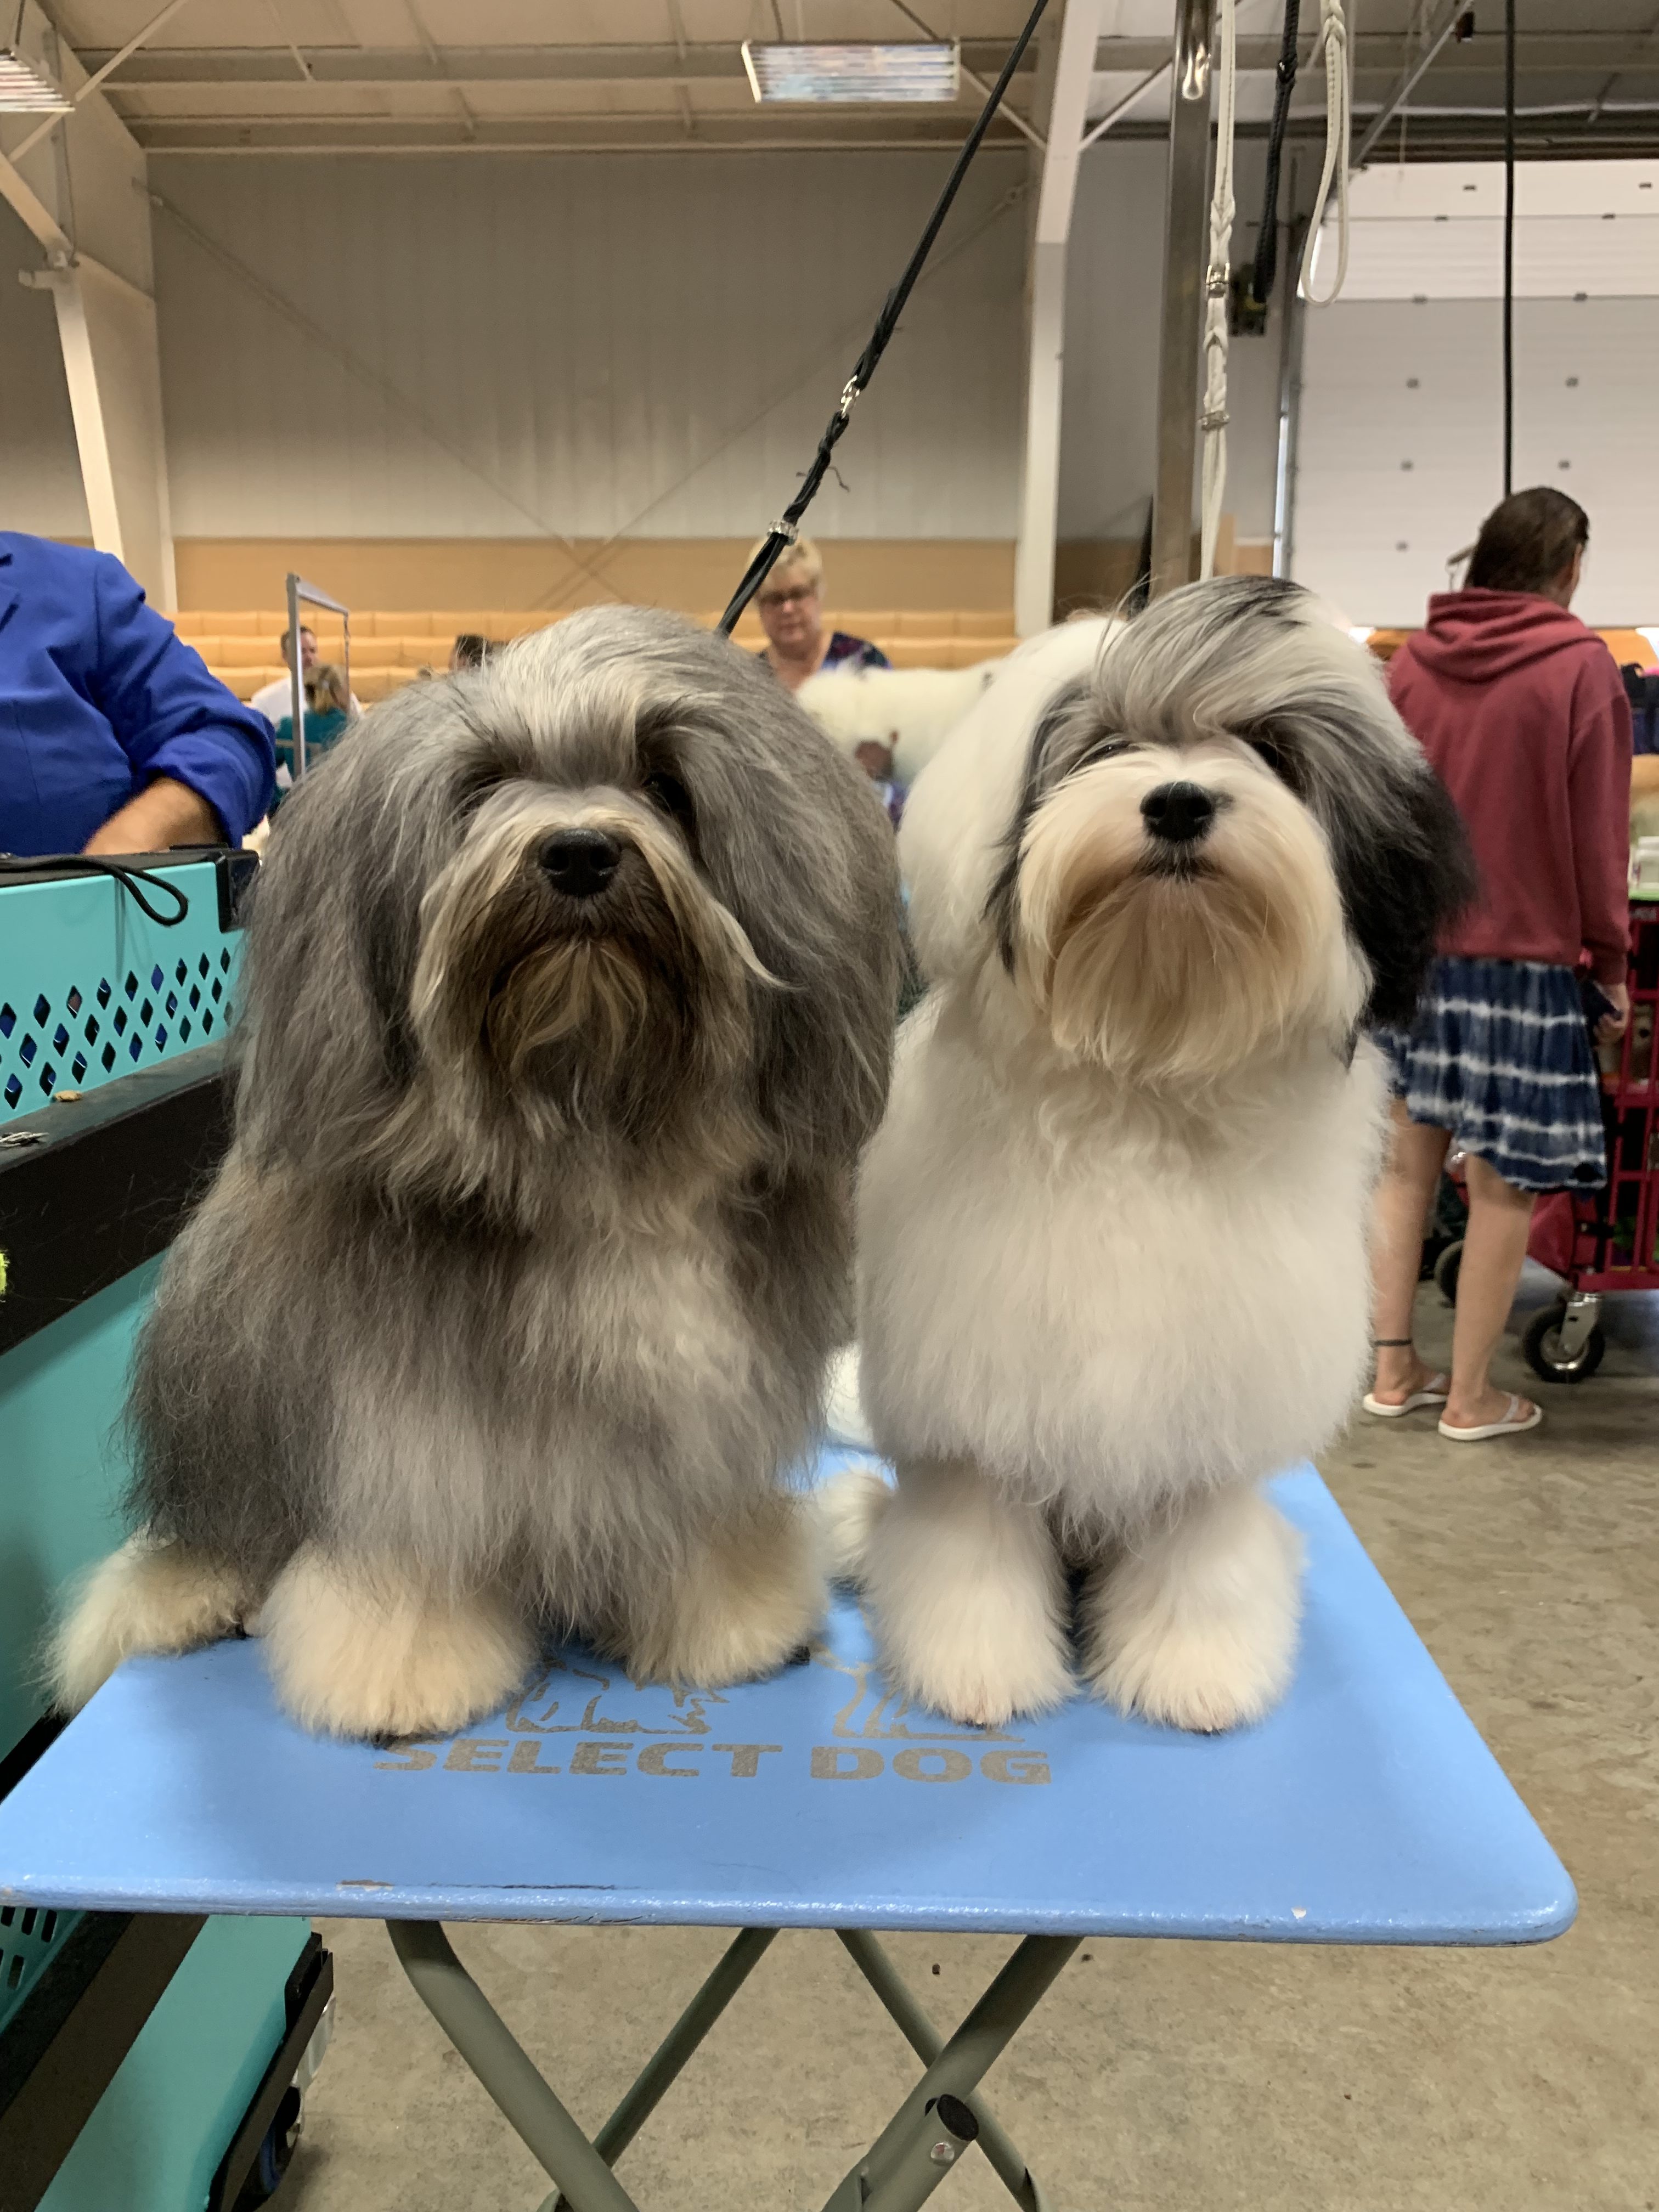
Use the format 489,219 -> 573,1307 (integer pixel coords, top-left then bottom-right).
232,2086 -> 302,2208
1522,1304 -> 1605,1384
1434,1239 -> 1463,1305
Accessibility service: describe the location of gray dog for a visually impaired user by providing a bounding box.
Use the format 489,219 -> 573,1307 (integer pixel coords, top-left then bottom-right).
53,609 -> 900,1739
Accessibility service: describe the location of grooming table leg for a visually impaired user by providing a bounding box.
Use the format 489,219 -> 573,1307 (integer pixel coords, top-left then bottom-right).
543,1927 -> 777,2210
387,1920 -> 639,2212
821,1934 -> 1080,2212
837,1931 -> 1051,2211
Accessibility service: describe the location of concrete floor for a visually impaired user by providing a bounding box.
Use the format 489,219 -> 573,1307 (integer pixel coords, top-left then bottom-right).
284,1268 -> 1658,2212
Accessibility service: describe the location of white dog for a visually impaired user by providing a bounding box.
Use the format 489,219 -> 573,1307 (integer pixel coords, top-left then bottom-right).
798,663 -> 998,786
827,578 -> 1471,1733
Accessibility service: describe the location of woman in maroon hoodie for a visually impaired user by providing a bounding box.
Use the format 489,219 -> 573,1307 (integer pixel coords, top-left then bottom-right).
1367,488 -> 1631,1441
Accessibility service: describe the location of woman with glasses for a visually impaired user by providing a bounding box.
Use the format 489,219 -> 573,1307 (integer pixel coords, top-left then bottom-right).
751,537 -> 888,693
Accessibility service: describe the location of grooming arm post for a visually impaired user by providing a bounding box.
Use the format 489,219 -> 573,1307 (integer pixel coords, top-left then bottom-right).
387,1921 -> 640,2212
285,572 -> 305,779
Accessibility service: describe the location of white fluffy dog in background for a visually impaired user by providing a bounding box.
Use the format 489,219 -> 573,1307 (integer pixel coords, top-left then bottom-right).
827,578 -> 1472,1734
798,663 -> 997,786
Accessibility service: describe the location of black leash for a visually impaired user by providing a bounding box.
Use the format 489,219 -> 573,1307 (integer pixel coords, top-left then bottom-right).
0,853 -> 191,926
1248,0 -> 1301,314
718,0 -> 1052,636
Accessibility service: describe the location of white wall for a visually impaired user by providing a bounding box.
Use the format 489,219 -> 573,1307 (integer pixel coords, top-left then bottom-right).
0,200 -> 89,534
5,136 -> 1295,573
1294,160 -> 1659,626
1060,137 -> 1288,546
143,150 -> 1026,543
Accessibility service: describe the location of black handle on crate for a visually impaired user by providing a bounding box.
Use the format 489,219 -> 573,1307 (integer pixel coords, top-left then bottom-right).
0,854 -> 190,927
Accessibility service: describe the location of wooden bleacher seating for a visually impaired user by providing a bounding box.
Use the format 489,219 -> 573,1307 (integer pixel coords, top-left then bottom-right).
166,607 -> 1022,707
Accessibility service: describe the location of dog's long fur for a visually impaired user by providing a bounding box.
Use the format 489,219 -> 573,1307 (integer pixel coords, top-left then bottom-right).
55,608 -> 900,1737
837,579 -> 1472,1733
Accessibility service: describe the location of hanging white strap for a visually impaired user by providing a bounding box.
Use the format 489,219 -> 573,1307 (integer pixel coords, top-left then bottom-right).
1299,0 -> 1352,307
1199,0 -> 1238,582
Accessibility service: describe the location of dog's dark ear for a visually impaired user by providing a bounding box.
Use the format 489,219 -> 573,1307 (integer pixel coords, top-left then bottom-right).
743,757 -> 902,1174
232,686 -> 459,1172
686,673 -> 901,1175
1333,763 -> 1477,1029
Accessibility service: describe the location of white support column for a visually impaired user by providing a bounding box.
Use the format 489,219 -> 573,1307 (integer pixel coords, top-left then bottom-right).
0,0 -> 176,606
24,262 -> 178,608
1013,0 -> 1106,639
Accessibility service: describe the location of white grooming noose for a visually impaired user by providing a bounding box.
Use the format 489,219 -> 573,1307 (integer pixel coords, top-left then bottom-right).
1198,0 -> 1239,582
1199,0 -> 1351,582
1299,0 -> 1352,304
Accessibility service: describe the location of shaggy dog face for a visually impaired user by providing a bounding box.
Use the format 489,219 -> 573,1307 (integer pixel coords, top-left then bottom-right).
902,578 -> 1473,1088
238,608 -> 897,1229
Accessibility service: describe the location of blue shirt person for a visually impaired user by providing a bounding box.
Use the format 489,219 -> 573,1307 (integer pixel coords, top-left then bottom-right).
0,533 -> 275,859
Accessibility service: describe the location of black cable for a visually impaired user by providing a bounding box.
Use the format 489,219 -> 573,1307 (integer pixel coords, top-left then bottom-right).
1503,0 -> 1516,496
0,854 -> 191,926
718,0 -> 1052,635
1250,0 -> 1302,312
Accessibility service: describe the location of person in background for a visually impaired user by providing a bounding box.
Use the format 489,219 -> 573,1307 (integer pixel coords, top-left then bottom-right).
1626,664 -> 1659,819
250,628 -> 360,721
753,537 -> 888,693
450,633 -> 488,672
272,663 -> 354,789
0,532 -> 273,857
249,626 -> 314,723
1367,488 -> 1631,1443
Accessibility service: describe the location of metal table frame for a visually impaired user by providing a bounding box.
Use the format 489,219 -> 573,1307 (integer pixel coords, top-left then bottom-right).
388,1920 -> 1073,2212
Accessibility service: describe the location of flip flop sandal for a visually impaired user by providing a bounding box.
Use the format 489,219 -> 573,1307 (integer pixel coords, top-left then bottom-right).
1362,1372 -> 1450,1418
1437,1394 -> 1544,1443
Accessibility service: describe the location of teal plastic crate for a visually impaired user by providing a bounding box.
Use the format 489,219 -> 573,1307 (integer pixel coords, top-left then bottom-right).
1,1898 -> 73,2022
2,862 -> 305,2207
0,862 -> 241,1124
38,1917 -> 306,2212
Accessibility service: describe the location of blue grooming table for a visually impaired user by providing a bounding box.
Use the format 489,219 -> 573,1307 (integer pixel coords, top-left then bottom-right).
0,1463 -> 1573,2212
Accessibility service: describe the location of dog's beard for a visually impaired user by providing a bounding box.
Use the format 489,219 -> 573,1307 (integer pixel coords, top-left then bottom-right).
1012,751 -> 1362,1086
398,788 -> 772,1210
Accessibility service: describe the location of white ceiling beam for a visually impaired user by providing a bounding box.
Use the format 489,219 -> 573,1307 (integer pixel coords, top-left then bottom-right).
0,146 -> 74,257
74,31 -> 1647,91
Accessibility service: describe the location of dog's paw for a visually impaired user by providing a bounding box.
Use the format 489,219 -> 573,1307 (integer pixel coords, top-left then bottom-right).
260,1548 -> 534,1740
883,1620 -> 1073,1731
622,1496 -> 826,1689
49,1537 -> 247,1711
860,1459 -> 1073,1725
1085,1617 -> 1294,1734
1081,1485 -> 1302,1734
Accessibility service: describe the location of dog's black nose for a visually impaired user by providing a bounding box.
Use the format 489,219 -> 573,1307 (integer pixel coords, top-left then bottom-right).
540,828 -> 622,898
1140,781 -> 1217,844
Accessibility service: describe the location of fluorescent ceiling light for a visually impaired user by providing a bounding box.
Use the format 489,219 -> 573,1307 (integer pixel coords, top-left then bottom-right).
0,13 -> 67,111
742,41 -> 959,104
0,48 -> 69,110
